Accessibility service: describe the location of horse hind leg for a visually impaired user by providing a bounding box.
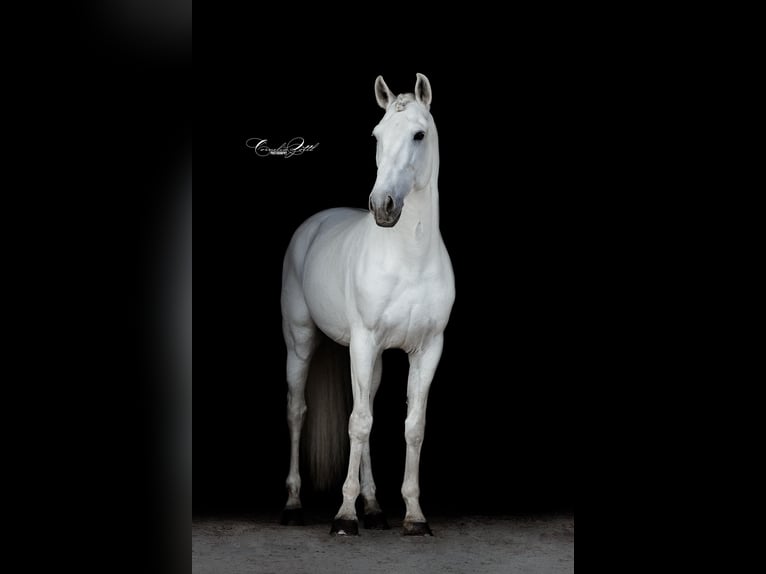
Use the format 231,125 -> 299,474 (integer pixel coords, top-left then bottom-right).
360,353 -> 390,529
280,319 -> 318,526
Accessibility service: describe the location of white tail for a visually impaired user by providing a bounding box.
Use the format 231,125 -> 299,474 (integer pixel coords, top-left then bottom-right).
301,336 -> 352,491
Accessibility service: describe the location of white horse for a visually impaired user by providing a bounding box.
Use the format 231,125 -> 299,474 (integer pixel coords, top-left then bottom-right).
280,73 -> 455,536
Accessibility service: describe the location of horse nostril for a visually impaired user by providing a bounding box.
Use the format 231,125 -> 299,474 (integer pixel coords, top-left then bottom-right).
385,195 -> 394,214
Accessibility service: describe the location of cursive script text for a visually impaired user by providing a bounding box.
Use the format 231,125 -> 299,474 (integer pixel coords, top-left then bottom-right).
245,137 -> 319,158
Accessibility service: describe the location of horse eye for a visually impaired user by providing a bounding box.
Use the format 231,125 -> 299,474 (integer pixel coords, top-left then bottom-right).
414,131 -> 425,141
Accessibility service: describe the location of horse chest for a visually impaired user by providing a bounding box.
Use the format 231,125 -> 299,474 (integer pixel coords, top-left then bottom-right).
355,268 -> 451,349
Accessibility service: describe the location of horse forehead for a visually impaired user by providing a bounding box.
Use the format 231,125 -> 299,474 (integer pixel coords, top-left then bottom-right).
377,107 -> 428,134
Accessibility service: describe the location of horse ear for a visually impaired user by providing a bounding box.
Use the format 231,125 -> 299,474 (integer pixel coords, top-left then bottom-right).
375,76 -> 394,110
414,73 -> 432,109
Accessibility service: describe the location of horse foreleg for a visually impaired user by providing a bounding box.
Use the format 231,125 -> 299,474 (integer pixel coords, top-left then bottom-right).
360,353 -> 389,529
331,332 -> 377,535
401,334 -> 443,536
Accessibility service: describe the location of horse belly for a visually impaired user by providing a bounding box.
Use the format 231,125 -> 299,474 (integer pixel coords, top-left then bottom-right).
301,242 -> 353,345
305,289 -> 351,345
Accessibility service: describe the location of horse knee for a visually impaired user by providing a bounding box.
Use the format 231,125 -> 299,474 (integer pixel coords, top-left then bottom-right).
404,416 -> 424,447
349,411 -> 372,441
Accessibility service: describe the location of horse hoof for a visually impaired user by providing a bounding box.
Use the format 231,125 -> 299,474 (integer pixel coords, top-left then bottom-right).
363,512 -> 391,530
330,518 -> 359,536
279,508 -> 305,526
403,521 -> 433,536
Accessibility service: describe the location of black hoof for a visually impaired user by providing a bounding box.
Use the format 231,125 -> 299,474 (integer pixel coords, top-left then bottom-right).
403,521 -> 433,536
279,508 -> 305,526
330,518 -> 359,536
363,512 -> 391,530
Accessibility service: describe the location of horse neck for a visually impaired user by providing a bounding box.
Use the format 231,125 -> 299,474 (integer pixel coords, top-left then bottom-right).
374,144 -> 441,264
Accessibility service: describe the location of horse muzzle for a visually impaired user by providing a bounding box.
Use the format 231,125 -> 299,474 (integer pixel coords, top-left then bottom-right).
369,193 -> 402,228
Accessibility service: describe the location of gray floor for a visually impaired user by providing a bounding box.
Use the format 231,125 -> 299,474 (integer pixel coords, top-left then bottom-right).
193,514 -> 574,574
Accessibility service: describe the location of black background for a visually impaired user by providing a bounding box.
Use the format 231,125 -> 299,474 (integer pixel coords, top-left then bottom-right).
194,51 -> 602,518
18,7 -> 661,572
